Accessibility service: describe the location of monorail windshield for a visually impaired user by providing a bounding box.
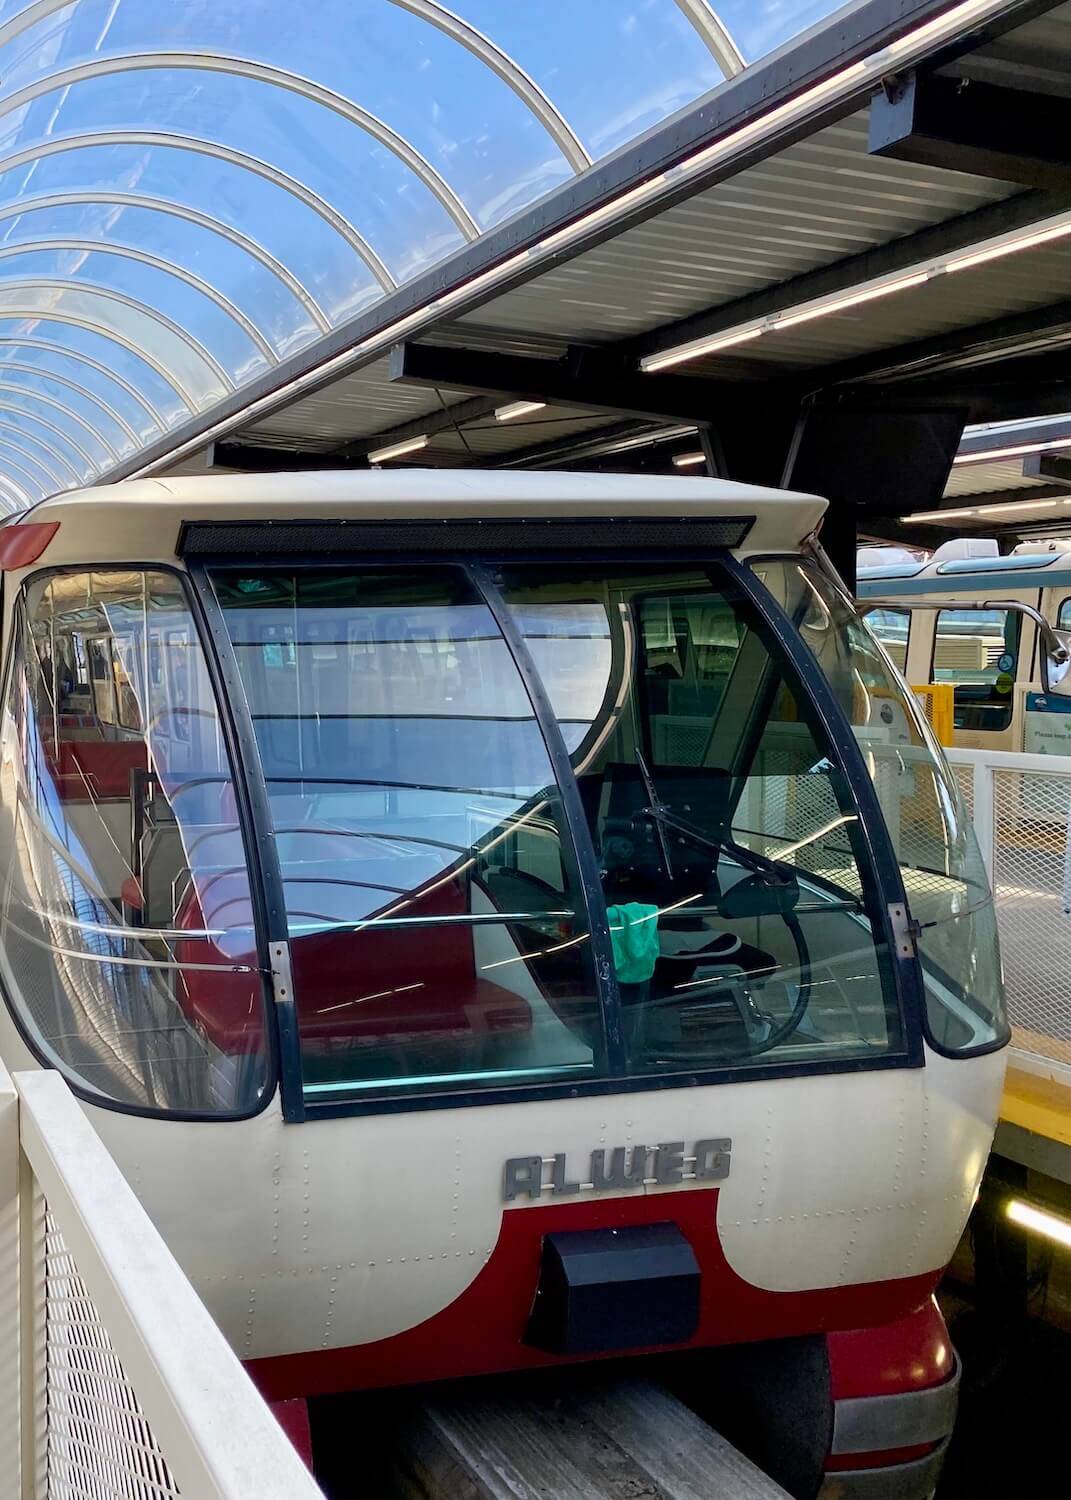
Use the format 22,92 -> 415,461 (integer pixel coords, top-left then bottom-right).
0,555 -> 1006,1118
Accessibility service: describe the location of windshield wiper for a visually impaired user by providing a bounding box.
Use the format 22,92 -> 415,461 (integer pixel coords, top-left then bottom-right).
638,800 -> 791,885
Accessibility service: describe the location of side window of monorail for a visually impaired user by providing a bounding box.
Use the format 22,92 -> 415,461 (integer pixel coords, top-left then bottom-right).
754,559 -> 1007,1057
1058,598 -> 1071,630
0,571 -> 269,1114
932,606 -> 1020,733
865,609 -> 911,675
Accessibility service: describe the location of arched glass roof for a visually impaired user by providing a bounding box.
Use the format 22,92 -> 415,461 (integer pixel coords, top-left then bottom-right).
0,0 -> 849,506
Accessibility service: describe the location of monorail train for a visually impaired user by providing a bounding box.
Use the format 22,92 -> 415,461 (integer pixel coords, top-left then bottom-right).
859,536 -> 1071,753
0,473 -> 1010,1499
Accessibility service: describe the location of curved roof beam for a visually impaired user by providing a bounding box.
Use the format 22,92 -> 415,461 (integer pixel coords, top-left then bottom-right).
0,386 -> 118,465
389,0 -> 591,172
0,132 -> 395,293
0,448 -> 48,499
0,395 -> 99,472
0,357 -> 141,446
0,53 -> 480,241
673,1 -> 745,77
0,335 -> 168,430
0,472 -> 30,510
0,238 -> 277,363
0,191 -> 331,333
0,425 -> 72,489
0,277 -> 231,403
0,405 -> 89,479
0,1 -> 72,50
0,301 -> 194,412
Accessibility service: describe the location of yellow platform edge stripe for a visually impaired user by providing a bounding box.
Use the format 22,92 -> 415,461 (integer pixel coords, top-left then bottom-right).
1001,1063 -> 1071,1148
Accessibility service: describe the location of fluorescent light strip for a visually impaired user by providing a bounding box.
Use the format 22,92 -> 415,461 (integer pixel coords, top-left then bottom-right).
952,435 -> 1071,466
902,497 -> 1071,523
643,272 -> 932,370
495,400 -> 546,422
367,434 -> 428,463
644,203 -> 1071,370
131,0 -> 1015,479
1007,1198 -> 1071,1249
672,451 -> 707,468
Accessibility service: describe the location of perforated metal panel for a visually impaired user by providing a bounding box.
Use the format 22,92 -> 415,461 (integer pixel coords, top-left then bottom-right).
42,1208 -> 181,1499
991,766 -> 1071,1065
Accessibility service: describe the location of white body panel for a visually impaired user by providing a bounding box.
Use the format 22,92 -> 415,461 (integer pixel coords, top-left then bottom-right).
0,1015 -> 993,1360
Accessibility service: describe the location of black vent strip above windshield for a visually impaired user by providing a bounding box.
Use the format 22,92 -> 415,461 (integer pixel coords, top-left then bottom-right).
177,516 -> 754,557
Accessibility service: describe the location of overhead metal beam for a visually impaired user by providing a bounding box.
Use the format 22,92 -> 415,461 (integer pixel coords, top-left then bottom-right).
0,427 -> 71,489
211,442 -> 368,472
673,1 -> 745,76
334,393 -> 501,458
498,422 -> 695,471
389,341 -> 732,425
869,70 -> 1071,188
823,296 -> 1071,392
922,481 -> 1070,509
1024,453 -> 1071,483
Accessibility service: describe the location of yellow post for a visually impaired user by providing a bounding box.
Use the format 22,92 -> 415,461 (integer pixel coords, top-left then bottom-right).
910,683 -> 954,745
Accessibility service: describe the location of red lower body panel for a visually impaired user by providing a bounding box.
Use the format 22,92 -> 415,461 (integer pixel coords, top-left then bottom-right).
247,1188 -> 939,1401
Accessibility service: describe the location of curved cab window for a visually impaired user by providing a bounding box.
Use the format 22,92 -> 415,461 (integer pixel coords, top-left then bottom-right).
213,565 -> 904,1107
0,571 -> 270,1114
755,558 -> 1008,1057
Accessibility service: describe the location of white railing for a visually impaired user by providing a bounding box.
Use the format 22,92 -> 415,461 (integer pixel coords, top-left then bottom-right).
946,746 -> 1071,1087
0,1062 -> 324,1499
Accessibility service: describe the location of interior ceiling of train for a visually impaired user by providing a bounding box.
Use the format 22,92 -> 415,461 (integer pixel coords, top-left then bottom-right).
0,0 -> 852,511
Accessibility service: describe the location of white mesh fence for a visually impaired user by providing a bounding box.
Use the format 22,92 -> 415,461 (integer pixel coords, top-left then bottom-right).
42,1207 -> 181,1500
989,764 -> 1071,1067
0,1067 -> 324,1500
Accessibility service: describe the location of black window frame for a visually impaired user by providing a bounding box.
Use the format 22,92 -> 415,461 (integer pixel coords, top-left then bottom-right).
0,551 -> 928,1122
201,550 -> 923,1122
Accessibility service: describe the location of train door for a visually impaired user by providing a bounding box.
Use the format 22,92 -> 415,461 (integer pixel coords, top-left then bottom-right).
927,592 -> 1035,751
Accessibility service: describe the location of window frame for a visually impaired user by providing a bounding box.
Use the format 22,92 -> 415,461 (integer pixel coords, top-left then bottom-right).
0,552 -> 929,1122
200,551 -> 922,1120
929,604 -> 1022,733
0,562 -> 282,1123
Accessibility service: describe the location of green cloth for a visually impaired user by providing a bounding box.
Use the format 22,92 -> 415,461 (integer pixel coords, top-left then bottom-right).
606,902 -> 661,983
